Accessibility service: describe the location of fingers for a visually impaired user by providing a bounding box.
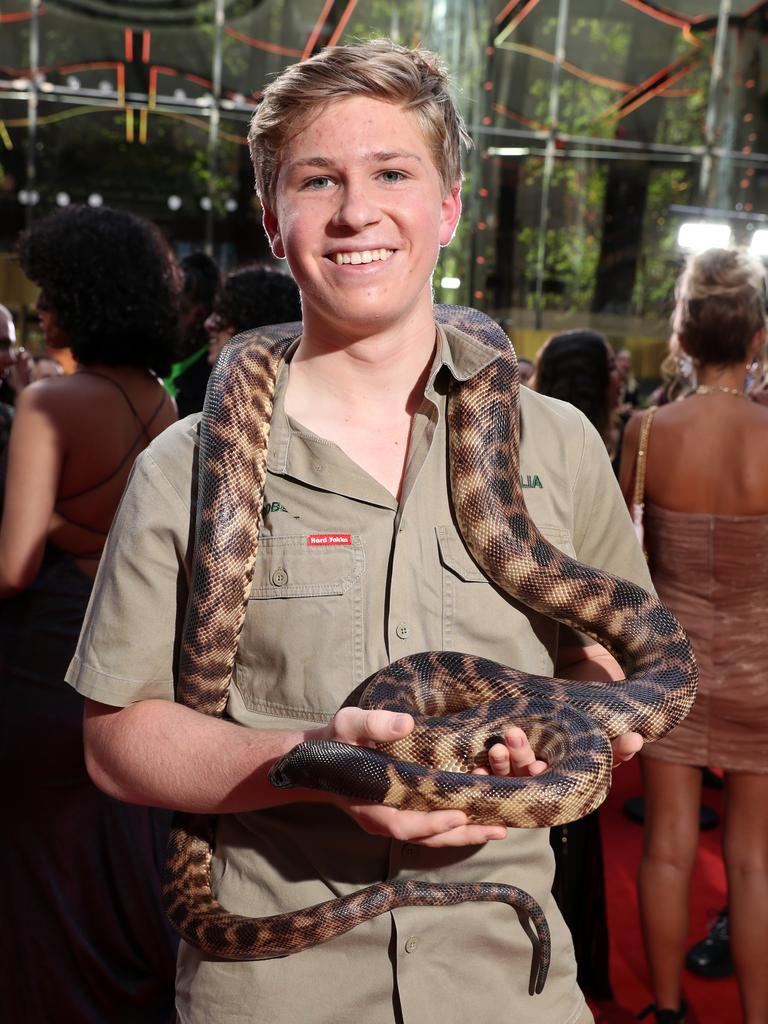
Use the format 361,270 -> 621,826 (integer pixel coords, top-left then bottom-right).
348,802 -> 507,847
611,730 -> 643,767
479,727 -> 547,778
329,706 -> 414,746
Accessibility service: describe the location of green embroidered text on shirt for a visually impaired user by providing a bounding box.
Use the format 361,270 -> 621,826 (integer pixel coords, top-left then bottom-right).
262,500 -> 300,519
520,474 -> 543,489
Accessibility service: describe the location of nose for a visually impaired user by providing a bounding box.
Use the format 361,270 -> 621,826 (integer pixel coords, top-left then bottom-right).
332,180 -> 382,232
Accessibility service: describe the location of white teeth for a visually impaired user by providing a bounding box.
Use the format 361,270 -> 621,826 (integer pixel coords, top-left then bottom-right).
333,248 -> 393,265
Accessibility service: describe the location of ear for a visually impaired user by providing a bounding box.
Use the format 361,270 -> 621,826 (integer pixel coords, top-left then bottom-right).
439,182 -> 463,248
749,326 -> 766,361
262,204 -> 285,260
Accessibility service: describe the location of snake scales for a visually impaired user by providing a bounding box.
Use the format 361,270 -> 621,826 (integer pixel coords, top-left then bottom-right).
161,306 -> 697,993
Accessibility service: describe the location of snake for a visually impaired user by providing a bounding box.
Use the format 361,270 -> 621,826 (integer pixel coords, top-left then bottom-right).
161,305 -> 697,994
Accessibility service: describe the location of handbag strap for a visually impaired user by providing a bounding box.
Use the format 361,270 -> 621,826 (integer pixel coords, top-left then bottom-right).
632,405 -> 658,509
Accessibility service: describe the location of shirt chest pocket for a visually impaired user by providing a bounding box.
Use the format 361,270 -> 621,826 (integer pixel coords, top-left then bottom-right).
233,535 -> 366,722
435,523 -> 577,671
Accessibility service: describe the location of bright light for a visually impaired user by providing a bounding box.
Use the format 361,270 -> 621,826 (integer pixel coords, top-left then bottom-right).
173,88 -> 187,101
677,221 -> 731,253
167,195 -> 182,211
88,193 -> 103,208
66,75 -> 81,90
56,191 -> 70,207
749,229 -> 768,257
200,196 -> 212,211
440,276 -> 461,289
224,198 -> 238,213
487,147 -> 531,157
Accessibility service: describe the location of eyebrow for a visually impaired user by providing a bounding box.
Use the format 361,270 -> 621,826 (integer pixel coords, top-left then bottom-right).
286,150 -> 424,173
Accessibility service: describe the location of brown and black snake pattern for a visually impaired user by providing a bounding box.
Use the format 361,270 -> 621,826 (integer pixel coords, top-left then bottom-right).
161,306 -> 697,994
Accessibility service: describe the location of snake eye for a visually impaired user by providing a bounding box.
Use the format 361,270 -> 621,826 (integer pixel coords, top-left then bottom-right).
268,759 -> 290,788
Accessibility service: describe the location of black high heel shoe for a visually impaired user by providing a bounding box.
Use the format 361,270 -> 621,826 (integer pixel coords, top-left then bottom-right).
636,1000 -> 687,1023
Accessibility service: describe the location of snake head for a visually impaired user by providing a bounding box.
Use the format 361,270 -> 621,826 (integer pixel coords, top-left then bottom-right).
268,755 -> 293,789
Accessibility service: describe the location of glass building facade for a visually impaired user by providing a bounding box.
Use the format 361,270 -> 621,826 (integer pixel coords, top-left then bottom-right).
1,1 -> 766,365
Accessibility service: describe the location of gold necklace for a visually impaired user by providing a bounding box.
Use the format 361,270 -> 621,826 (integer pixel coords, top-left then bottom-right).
694,385 -> 745,398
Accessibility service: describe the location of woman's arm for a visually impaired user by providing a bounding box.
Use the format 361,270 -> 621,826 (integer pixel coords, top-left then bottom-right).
0,382 -> 63,597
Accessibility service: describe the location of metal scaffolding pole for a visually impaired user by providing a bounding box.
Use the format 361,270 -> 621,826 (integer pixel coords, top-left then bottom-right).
698,0 -> 732,205
25,0 -> 41,229
205,0 -> 225,253
533,0 -> 569,330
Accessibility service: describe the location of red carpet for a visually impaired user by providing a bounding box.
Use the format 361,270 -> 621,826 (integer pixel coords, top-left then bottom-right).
587,757 -> 739,1024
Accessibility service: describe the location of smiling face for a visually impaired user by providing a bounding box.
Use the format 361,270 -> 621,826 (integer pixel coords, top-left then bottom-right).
262,95 -> 461,344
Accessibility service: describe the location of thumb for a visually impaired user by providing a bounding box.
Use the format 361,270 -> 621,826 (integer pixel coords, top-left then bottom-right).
332,707 -> 414,745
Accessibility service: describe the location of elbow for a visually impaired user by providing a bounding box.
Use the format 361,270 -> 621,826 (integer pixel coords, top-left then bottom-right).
82,700 -> 136,802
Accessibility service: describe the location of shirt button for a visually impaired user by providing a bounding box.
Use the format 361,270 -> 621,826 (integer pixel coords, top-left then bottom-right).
405,936 -> 419,953
271,568 -> 288,587
395,622 -> 410,640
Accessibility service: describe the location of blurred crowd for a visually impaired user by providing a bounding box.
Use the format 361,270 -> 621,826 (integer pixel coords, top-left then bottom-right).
1,203 -> 767,1024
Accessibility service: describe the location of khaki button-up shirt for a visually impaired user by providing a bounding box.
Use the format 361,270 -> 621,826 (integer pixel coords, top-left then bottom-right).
68,324 -> 651,1024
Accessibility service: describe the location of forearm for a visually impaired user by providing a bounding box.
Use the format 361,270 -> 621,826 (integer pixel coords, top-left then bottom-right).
83,698 -> 321,814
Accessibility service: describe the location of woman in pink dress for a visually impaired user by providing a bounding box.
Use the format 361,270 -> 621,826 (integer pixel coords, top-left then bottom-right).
620,248 -> 768,1024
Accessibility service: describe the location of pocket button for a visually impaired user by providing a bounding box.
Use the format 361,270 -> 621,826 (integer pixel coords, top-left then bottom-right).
395,622 -> 410,640
271,567 -> 289,587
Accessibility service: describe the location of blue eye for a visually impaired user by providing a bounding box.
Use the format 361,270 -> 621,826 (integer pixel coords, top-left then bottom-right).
305,176 -> 332,190
380,170 -> 405,183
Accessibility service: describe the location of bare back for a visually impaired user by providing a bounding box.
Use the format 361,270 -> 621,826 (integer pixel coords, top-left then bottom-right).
47,367 -> 176,573
621,394 -> 768,516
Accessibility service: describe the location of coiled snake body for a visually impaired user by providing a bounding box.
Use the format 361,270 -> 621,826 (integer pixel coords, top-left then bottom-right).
162,306 -> 697,992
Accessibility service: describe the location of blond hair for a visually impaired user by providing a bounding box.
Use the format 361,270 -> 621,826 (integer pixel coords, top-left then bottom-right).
248,40 -> 472,206
674,247 -> 767,366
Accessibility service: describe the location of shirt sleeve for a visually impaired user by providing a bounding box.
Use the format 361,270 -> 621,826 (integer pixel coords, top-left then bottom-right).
558,414 -> 654,649
65,438 -> 194,707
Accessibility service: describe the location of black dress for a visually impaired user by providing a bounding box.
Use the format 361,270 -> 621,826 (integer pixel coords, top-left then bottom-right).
0,544 -> 178,1022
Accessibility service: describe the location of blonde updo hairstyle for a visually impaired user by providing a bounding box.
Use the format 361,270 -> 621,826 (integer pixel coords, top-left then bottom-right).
247,40 -> 472,208
673,247 -> 767,367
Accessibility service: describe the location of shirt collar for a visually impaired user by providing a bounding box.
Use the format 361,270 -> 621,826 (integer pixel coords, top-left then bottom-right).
427,322 -> 501,391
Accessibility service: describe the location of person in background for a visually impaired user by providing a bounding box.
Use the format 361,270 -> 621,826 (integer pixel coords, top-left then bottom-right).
204,263 -> 302,366
619,247 -> 768,1024
517,355 -> 534,386
0,304 -> 19,452
615,348 -> 640,409
0,204 -> 179,1024
30,353 -> 64,381
531,327 -> 619,1002
166,251 -> 220,418
532,329 -> 618,453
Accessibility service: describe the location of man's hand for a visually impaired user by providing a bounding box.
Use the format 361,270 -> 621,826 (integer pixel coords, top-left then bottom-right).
319,707 -> 508,848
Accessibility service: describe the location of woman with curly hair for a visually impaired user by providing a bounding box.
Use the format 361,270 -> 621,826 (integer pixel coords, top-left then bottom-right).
204,263 -> 302,366
0,205 -> 178,1022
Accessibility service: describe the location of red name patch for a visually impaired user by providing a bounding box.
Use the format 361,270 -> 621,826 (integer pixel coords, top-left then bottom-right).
307,533 -> 352,547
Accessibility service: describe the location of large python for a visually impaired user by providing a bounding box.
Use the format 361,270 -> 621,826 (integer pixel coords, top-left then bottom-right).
161,306 -> 697,993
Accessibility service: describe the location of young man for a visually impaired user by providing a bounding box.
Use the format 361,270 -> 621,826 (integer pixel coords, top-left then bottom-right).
69,42 -> 647,1024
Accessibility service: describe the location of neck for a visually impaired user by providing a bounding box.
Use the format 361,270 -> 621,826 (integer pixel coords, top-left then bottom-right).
289,307 -> 438,415
695,362 -> 747,392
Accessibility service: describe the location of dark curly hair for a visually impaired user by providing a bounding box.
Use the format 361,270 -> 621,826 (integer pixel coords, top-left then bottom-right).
17,205 -> 179,376
532,330 -> 613,441
214,265 -> 301,334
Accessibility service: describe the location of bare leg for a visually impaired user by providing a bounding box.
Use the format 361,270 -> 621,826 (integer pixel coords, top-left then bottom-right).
637,757 -> 702,1012
723,771 -> 768,1024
